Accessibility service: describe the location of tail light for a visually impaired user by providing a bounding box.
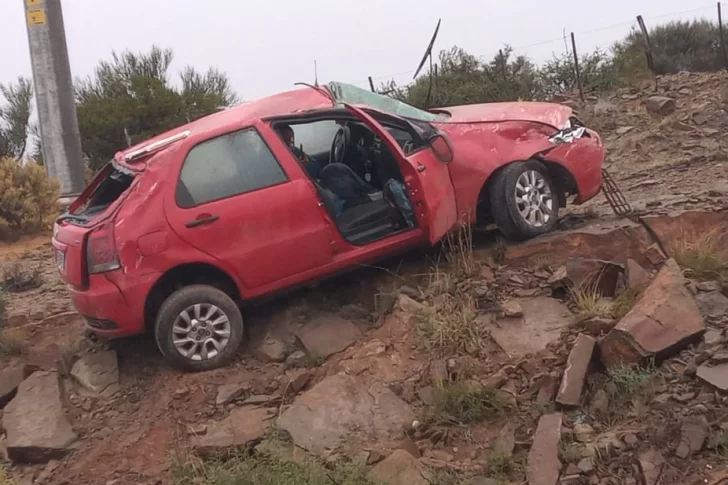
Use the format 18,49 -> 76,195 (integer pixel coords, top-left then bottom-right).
86,222 -> 120,274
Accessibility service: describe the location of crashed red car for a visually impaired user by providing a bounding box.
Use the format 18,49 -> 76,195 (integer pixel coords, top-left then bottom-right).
52,82 -> 603,371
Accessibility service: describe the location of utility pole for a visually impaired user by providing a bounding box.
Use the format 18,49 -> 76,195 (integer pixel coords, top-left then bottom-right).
23,0 -> 85,197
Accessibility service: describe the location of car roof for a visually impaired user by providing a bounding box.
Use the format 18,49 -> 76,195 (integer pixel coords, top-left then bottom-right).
115,86 -> 334,163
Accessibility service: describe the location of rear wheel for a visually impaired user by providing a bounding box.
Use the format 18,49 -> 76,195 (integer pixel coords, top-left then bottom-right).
154,285 -> 243,372
489,160 -> 559,241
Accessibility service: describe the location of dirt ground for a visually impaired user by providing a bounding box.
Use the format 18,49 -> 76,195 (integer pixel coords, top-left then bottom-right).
1,72 -> 727,485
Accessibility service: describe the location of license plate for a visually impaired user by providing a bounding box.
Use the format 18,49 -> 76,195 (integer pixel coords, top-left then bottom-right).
56,250 -> 66,272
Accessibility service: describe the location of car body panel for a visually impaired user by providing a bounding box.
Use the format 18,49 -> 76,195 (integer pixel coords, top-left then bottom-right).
433,101 -> 572,128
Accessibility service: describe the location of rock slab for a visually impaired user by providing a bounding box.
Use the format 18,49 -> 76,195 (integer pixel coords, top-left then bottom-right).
368,449 -> 430,485
296,314 -> 362,359
646,96 -> 677,116
278,373 -> 415,457
696,362 -> 728,390
193,407 -> 270,455
253,335 -> 287,363
527,413 -> 562,485
556,334 -> 596,407
70,350 -> 120,397
2,371 -> 77,463
599,260 -> 705,368
0,364 -> 38,408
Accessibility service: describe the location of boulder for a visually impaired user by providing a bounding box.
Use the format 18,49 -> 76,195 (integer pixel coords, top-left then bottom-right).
2,371 -> 77,463
368,449 -> 430,485
192,407 -> 270,455
599,260 -> 705,368
527,413 -> 562,485
70,350 -> 120,397
626,258 -> 652,289
253,335 -> 287,363
556,334 -> 596,407
278,373 -> 415,457
646,96 -> 677,116
296,314 -> 362,359
0,364 -> 38,408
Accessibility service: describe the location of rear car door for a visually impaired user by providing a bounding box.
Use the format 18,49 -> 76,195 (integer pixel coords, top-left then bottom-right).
344,105 -> 458,244
165,126 -> 335,290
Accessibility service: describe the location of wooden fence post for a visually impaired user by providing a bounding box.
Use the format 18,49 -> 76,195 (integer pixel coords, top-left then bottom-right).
719,2 -> 728,70
570,33 -> 585,103
368,76 -> 376,92
636,15 -> 658,91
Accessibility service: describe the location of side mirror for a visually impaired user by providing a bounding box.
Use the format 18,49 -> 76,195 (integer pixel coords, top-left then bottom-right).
429,134 -> 454,164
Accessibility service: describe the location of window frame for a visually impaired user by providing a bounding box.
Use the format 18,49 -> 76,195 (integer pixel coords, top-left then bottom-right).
174,126 -> 290,209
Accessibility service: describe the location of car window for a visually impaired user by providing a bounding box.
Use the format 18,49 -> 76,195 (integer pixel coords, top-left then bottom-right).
176,128 -> 287,208
291,120 -> 339,155
327,82 -> 449,122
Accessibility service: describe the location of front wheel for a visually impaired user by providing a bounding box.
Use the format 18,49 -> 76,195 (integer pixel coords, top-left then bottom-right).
489,160 -> 559,241
154,285 -> 244,372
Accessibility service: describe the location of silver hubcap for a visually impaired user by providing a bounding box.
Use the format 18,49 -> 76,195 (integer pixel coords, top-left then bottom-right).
172,304 -> 231,361
515,170 -> 553,227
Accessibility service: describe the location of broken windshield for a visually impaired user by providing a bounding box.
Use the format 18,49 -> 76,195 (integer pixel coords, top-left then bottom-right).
326,82 -> 449,123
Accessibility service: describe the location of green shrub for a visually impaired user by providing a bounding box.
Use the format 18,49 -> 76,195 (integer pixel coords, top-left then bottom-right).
0,157 -> 60,240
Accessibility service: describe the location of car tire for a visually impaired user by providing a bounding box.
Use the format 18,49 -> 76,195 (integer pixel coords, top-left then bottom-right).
154,285 -> 244,372
489,160 -> 559,241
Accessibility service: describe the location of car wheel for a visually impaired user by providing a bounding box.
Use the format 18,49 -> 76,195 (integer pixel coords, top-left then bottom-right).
489,160 -> 559,241
154,285 -> 243,372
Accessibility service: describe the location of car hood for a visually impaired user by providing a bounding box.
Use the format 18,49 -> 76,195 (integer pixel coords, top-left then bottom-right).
432,102 -> 572,129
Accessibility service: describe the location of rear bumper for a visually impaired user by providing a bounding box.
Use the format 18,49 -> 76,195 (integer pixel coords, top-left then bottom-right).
545,129 -> 605,204
68,272 -> 156,338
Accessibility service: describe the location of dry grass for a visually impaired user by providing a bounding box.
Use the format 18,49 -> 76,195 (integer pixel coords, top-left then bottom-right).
417,293 -> 486,357
559,441 -> 582,464
441,223 -> 479,279
0,466 -> 16,485
430,380 -> 504,425
570,284 -> 642,321
672,230 -> 727,280
1,263 -> 43,293
0,327 -> 27,357
588,364 -> 659,425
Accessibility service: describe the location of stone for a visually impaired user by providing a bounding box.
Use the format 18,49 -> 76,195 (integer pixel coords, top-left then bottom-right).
583,317 -> 616,336
626,259 -> 651,289
285,369 -> 312,393
599,260 -> 705,368
696,281 -> 721,292
616,126 -> 635,136
192,407 -> 270,455
70,350 -> 120,397
501,300 -> 524,318
638,450 -> 665,485
480,266 -> 496,283
352,339 -> 387,359
694,291 -> 728,320
216,383 -> 248,405
643,244 -> 667,266
646,96 -> 677,116
556,334 -> 596,407
368,449 -> 430,485
548,266 -> 568,286
491,297 -> 576,358
253,335 -> 287,363
493,423 -> 516,458
536,376 -> 558,403
675,417 -> 708,458
566,258 -> 625,297
278,373 -> 415,457
697,362 -> 728,391
624,433 -> 639,447
704,329 -> 724,346
243,394 -> 277,406
429,449 -> 454,462
573,423 -> 595,443
285,350 -> 308,368
577,457 -> 594,473
527,413 -> 562,485
2,371 -> 77,463
397,294 -> 428,314
296,314 -> 362,359
0,364 -> 38,408
396,436 -> 421,458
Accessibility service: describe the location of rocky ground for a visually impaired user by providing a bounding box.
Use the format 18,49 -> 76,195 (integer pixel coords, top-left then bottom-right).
0,73 -> 727,485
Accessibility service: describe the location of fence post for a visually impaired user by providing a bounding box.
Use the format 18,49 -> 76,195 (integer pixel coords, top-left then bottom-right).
368,76 -> 376,92
570,32 -> 585,103
636,15 -> 658,91
719,2 -> 728,70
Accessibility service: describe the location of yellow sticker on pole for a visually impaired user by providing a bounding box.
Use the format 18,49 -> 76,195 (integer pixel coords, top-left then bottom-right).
27,8 -> 46,26
26,0 -> 42,5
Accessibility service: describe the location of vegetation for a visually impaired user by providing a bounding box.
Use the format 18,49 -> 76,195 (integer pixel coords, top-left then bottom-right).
672,230 -> 727,280
588,364 -> 659,425
0,466 -> 16,485
431,380 -> 504,425
1,263 -> 43,292
570,284 -> 642,321
0,327 -> 27,357
0,77 -> 34,161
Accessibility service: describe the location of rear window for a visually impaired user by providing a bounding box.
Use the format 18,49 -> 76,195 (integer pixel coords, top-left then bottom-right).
71,165 -> 135,219
176,128 -> 288,208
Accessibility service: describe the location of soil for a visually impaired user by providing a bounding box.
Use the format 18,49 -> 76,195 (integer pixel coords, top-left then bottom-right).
1,72 -> 728,485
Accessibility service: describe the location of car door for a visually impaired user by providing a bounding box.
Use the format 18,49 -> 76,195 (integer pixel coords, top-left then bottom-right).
166,126 -> 335,290
344,104 -> 458,244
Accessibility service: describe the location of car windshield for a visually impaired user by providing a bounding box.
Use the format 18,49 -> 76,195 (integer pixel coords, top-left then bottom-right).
326,82 -> 449,123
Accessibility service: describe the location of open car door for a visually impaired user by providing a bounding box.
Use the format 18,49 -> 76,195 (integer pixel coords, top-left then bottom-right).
344,104 -> 457,244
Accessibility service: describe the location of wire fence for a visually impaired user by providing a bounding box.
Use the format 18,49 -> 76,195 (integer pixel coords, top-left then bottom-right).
343,3 -> 723,92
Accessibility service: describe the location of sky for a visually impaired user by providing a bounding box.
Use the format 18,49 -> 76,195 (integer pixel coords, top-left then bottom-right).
0,0 -> 719,101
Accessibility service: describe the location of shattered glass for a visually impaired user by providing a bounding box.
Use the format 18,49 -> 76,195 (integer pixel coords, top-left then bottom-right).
326,82 -> 448,122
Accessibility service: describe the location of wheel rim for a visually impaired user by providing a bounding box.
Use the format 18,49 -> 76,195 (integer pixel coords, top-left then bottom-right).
514,170 -> 554,228
172,303 -> 231,361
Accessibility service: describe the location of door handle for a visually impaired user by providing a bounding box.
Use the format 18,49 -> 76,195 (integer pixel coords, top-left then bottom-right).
417,165 -> 426,173
185,215 -> 219,228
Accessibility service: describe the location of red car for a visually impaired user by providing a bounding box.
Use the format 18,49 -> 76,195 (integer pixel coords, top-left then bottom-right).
52,82 -> 603,371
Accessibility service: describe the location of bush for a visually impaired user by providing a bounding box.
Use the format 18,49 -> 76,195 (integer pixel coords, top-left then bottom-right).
0,157 -> 60,240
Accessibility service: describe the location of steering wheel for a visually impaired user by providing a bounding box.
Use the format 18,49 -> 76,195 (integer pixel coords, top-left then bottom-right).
330,125 -> 351,165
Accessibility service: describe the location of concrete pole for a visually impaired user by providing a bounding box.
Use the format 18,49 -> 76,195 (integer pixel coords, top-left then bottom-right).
24,0 -> 85,197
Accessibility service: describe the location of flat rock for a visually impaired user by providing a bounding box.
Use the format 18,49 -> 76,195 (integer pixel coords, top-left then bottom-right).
626,258 -> 651,289
192,407 -> 270,455
278,373 -> 415,457
491,297 -> 575,358
527,413 -> 562,485
296,314 -> 362,359
368,449 -> 430,485
556,334 -> 596,407
694,291 -> 728,320
600,260 -> 705,368
646,96 -> 677,116
253,335 -> 287,363
638,448 -> 665,485
216,382 -> 248,405
501,300 -> 524,317
70,350 -> 120,397
675,416 -> 708,459
0,364 -> 38,408
2,371 -> 77,463
696,362 -> 728,391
